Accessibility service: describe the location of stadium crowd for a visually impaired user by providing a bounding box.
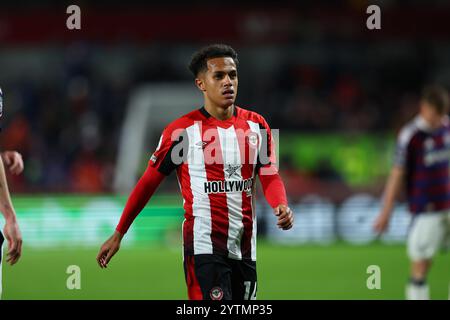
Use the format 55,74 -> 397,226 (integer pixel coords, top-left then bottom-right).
0,3 -> 449,195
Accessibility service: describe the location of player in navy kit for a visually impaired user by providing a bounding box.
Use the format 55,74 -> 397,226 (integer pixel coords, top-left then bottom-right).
97,44 -> 294,300
374,85 -> 450,299
0,87 -> 25,299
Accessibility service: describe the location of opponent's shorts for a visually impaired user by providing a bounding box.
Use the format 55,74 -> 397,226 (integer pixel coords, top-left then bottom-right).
183,254 -> 257,300
407,211 -> 450,261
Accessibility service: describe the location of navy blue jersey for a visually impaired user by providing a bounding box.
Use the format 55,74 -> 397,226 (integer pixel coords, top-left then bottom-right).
395,115 -> 450,214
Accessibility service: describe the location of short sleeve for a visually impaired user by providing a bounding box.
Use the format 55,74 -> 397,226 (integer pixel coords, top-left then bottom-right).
149,125 -> 188,175
394,127 -> 413,168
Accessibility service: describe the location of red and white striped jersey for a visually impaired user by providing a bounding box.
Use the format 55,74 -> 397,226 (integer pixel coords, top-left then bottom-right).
149,106 -> 276,261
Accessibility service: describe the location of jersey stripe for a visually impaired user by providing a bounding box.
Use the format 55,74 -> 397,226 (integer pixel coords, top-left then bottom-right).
202,124 -> 229,256
247,120 -> 263,175
179,164 -> 194,257
186,122 -> 213,255
414,167 -> 450,180
217,126 -> 244,260
246,120 -> 263,260
233,120 -> 257,259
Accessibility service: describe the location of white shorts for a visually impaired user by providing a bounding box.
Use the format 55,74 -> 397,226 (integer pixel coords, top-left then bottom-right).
407,211 -> 450,261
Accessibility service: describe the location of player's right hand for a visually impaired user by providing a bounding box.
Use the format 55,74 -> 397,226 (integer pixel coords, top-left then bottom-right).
97,231 -> 123,268
373,213 -> 390,234
3,219 -> 23,265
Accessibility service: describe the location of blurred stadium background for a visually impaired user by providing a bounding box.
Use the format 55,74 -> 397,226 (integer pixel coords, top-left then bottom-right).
1,0 -> 449,299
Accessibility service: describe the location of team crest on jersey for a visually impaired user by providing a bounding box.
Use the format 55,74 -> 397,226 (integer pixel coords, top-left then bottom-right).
195,141 -> 208,149
247,133 -> 258,147
195,139 -> 213,149
210,287 -> 223,300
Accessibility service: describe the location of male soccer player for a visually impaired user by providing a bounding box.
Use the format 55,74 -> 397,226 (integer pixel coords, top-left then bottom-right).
97,44 -> 294,300
373,85 -> 450,300
0,87 -> 25,299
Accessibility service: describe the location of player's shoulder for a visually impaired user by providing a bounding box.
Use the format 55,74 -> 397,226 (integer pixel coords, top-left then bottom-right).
397,116 -> 422,146
235,106 -> 269,127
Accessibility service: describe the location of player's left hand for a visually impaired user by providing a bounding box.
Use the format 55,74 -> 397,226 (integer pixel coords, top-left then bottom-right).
1,150 -> 24,175
274,204 -> 294,230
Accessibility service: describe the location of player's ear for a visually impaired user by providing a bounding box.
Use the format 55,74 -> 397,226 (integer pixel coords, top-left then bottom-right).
195,75 -> 206,92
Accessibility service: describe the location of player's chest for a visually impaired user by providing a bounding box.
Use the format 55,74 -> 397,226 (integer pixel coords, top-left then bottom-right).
419,131 -> 450,166
185,123 -> 261,170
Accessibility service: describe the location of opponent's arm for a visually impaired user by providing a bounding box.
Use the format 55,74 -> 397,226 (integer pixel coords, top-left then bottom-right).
373,166 -> 405,233
97,164 -> 165,268
0,156 -> 22,265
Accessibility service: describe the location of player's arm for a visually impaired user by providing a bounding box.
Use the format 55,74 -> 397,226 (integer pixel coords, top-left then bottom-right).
373,127 -> 409,234
257,116 -> 293,230
373,165 -> 405,233
97,126 -> 185,268
97,164 -> 165,268
259,172 -> 293,230
0,155 -> 22,265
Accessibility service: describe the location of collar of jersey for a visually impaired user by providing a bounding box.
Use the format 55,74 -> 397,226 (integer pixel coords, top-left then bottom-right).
415,115 -> 447,133
199,106 -> 238,126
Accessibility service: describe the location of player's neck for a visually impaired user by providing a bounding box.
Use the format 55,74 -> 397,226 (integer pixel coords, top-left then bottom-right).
419,114 -> 445,130
204,103 -> 235,121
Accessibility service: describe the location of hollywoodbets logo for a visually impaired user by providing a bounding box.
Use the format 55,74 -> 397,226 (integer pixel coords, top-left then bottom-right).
204,178 -> 253,194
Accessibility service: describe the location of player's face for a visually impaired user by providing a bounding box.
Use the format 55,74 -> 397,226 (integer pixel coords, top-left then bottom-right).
421,101 -> 445,128
197,57 -> 238,109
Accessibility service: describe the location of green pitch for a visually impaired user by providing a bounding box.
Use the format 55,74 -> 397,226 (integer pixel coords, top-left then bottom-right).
2,241 -> 449,300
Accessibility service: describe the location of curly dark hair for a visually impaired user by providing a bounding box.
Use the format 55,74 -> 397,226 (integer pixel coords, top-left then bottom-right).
188,44 -> 238,77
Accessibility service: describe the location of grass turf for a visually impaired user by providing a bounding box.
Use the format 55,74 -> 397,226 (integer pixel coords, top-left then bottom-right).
2,241 -> 449,300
